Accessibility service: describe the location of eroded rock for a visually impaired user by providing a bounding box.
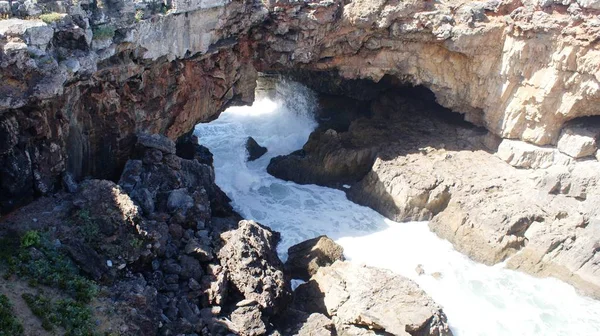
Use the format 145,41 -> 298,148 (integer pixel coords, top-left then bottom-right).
217,220 -> 291,316
285,235 -> 345,281
246,137 -> 268,161
295,261 -> 452,336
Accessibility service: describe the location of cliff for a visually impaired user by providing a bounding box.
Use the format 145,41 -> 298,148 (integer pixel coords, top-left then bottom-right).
3,0 -> 600,213
0,0 -> 264,211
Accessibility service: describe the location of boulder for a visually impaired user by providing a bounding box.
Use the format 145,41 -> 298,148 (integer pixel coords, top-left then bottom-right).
230,304 -> 267,336
137,133 -> 176,154
217,220 -> 291,315
273,309 -> 334,336
285,235 -> 345,280
246,137 -> 268,161
496,139 -> 556,169
295,261 -> 452,336
267,129 -> 376,187
557,124 -> 598,159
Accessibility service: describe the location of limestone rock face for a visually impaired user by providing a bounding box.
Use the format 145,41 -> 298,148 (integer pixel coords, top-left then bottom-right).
557,122 -> 600,158
255,0 -> 600,147
272,90 -> 600,299
496,139 -> 557,169
3,0 -> 600,218
285,235 -> 345,281
295,261 -> 452,336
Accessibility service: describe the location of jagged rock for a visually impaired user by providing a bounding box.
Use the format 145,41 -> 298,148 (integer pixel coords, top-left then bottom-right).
217,220 -> 291,316
285,235 -> 345,281
137,133 -> 177,154
274,309 -> 334,336
230,305 -> 267,336
70,179 -> 149,265
61,172 -> 78,193
557,123 -> 599,158
268,129 -> 377,187
63,239 -> 108,281
185,238 -> 214,261
295,261 -> 452,336
246,137 -> 268,161
167,188 -> 194,214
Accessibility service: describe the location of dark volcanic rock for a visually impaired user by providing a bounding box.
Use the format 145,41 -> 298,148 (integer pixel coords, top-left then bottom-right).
285,235 -> 344,281
137,133 -> 176,154
246,137 -> 268,161
267,129 -> 376,187
230,305 -> 267,336
217,220 -> 291,316
176,134 -> 214,166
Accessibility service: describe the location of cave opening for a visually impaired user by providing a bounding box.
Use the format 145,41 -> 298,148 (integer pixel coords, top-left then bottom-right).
254,71 -> 491,189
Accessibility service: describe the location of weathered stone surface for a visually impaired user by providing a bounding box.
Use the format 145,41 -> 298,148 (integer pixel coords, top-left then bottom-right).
0,0 -> 263,214
274,309 -> 334,336
137,133 -> 177,154
496,139 -> 556,169
280,90 -> 600,298
557,123 -> 599,158
3,0 -> 600,219
217,220 -> 291,315
285,235 -> 345,281
296,261 -> 452,336
246,136 -> 268,161
268,128 -> 377,187
230,305 -> 267,336
256,0 -> 600,147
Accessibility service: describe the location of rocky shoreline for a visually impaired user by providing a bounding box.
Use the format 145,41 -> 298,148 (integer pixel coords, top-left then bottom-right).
0,133 -> 452,335
268,85 -> 600,300
1,0 -> 600,334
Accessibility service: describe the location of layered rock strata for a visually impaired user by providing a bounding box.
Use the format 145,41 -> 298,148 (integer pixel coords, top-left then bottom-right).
0,0 -> 264,213
255,0 -> 600,146
3,0 -> 600,217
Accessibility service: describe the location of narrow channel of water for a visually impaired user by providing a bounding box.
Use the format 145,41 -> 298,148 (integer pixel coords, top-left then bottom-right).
195,80 -> 600,336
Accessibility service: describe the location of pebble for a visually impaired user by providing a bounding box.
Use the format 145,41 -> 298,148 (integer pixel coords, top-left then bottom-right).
107,260 -> 113,267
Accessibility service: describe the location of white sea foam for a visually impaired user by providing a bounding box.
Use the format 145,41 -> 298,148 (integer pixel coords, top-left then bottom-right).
195,80 -> 600,336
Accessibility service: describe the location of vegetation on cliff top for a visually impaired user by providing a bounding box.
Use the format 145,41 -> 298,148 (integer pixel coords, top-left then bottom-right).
0,295 -> 24,336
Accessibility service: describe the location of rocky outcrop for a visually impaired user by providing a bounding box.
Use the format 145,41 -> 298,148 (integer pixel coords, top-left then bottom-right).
270,89 -> 600,298
3,0 -> 600,217
217,219 -> 291,316
0,0 -> 264,213
294,261 -> 452,336
268,128 -> 378,187
246,136 -> 268,161
285,235 -> 345,281
255,0 -> 600,147
0,134 -> 297,335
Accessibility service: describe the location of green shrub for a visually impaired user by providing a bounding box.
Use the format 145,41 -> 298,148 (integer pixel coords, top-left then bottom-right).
20,231 -> 40,248
9,234 -> 98,303
135,9 -> 144,22
39,12 -> 64,24
92,25 -> 115,40
0,295 -> 24,336
22,293 -> 96,336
